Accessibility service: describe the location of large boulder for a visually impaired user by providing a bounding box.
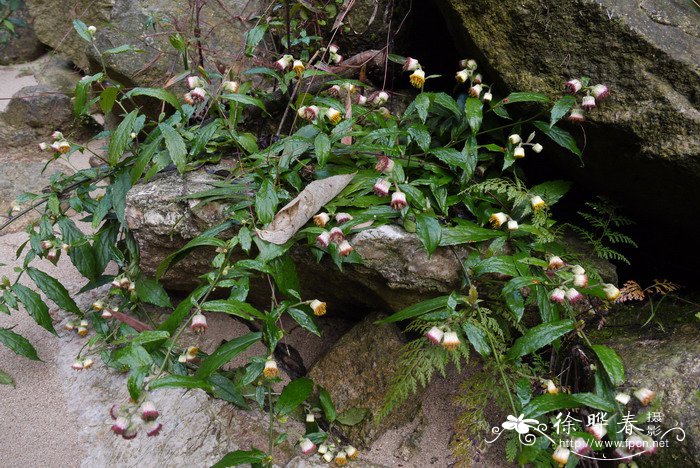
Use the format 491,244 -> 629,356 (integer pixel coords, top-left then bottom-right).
25,0 -> 262,88
435,0 -> 700,247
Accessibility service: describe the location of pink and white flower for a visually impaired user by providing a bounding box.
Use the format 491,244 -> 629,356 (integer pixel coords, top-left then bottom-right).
566,288 -> 583,303
573,274 -> 588,288
145,421 -> 163,437
552,446 -> 570,466
338,240 -> 353,256
403,57 -> 420,71
550,288 -> 566,303
565,79 -> 582,93
313,212 -> 330,227
375,155 -> 395,173
425,326 -> 444,345
335,212 -> 353,224
190,313 -> 208,333
299,438 -> 316,455
548,256 -> 565,270
591,84 -> 609,100
390,191 -> 407,210
329,227 -> 345,243
316,231 -> 331,248
441,331 -> 460,350
140,401 -> 159,421
373,178 -> 391,197
568,108 -> 585,122
586,423 -> 607,441
581,95 -> 596,110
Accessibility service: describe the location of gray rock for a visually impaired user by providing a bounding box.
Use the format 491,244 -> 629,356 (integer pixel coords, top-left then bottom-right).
435,0 -> 700,236
25,0 -> 262,89
2,84 -> 72,129
307,314 -> 418,447
0,1 -> 44,65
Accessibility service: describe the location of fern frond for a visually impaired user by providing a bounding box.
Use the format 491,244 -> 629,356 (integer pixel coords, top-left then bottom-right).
646,279 -> 681,296
617,280 -> 645,302
604,231 -> 638,247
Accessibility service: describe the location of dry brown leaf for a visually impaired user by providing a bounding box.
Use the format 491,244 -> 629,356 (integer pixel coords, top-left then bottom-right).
256,173 -> 355,244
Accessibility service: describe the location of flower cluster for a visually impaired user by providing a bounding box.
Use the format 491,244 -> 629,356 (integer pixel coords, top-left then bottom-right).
110,400 -> 162,439
64,318 -> 90,337
71,357 -> 94,370
424,326 -> 461,350
321,43 -> 343,64
454,59 -> 492,101
489,211 -> 520,232
371,155 -> 407,212
507,132 -> 544,160
402,56 -> 425,89
182,74 -> 241,106
177,346 -> 200,364
299,438 -> 359,465
314,212 -> 353,256
564,78 -> 609,122
38,131 -> 71,155
273,54 -> 306,77
543,259 -> 620,305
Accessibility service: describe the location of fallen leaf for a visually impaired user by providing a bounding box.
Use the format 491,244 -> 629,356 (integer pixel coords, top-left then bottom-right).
256,173 -> 355,244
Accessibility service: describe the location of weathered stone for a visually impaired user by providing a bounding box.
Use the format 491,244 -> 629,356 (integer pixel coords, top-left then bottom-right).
0,1 -> 44,65
435,0 -> 700,241
2,84 -> 72,129
308,314 -> 419,447
25,0 -> 262,89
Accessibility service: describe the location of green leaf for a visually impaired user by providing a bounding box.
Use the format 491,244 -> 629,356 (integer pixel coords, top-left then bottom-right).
26,267 -> 80,314
318,387 -> 336,422
530,180 -> 571,206
473,256 -> 518,277
287,308 -> 320,336
111,169 -> 131,226
590,345 -> 625,386
135,275 -> 172,308
244,24 -> 268,56
131,330 -> 170,345
413,93 -> 430,122
99,87 -> 119,114
550,95 -> 576,127
461,134 -> 478,180
535,284 -> 557,323
463,322 -> 490,356
0,327 -> 40,360
336,407 -> 368,426
58,217 -> 97,281
255,179 -> 278,225
208,374 -> 248,408
156,236 -> 226,280
128,367 -> 147,401
377,295 -> 449,323
506,319 -> 575,360
533,121 -> 581,157
430,147 -> 468,170
0,368 -> 14,386
108,110 -> 139,165
190,120 -> 221,157
523,393 -> 616,418
125,87 -> 182,112
12,284 -> 55,334
233,132 -> 258,154
504,92 -> 549,104
212,449 -> 268,468
275,377 -> 313,416
407,124 -> 431,151
149,374 -> 210,390
158,123 -> 188,173
415,213 -> 441,255
196,332 -> 262,378
103,44 -> 141,55
464,97 -> 483,133
432,92 -> 461,117
222,93 -> 267,113
200,300 -> 263,320
72,19 -> 92,42
440,221 -> 505,245
314,133 -> 331,167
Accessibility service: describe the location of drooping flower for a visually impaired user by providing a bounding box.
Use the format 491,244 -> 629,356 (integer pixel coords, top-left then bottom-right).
322,452 -> 334,463
145,421 -> 163,437
122,425 -> 138,440
513,146 -> 525,159
299,438 -> 316,455
329,227 -> 345,243
626,434 -> 646,453
459,59 -> 477,69
335,212 -> 353,224
52,140 -> 71,154
483,91 -> 493,102
273,55 -> 294,71
263,358 -> 280,378
325,107 -> 342,124
531,195 -> 546,211
71,360 -> 84,371
442,331 -> 460,350
586,423 -> 607,440
82,358 -> 94,369
425,326 -> 444,345
613,448 -> 634,462
571,265 -> 586,275
545,379 -> 559,395
566,288 -> 583,303
591,84 -> 610,100
581,95 -> 596,111
603,283 -> 621,301
313,212 -> 330,227
190,87 -> 206,103
473,74 -> 482,84
183,92 -> 195,106
410,69 -> 426,88
111,417 -> 129,435
373,178 -> 391,197
455,69 -> 469,83
346,445 -> 358,460
489,212 -> 508,228
51,131 -> 63,140
502,414 -> 539,434
403,57 -> 420,71
190,313 -> 208,333
468,84 -> 482,97
102,309 -> 113,319
550,288 -> 566,303
334,451 -> 348,466
548,256 -> 565,270
375,155 -> 395,173
356,94 -> 368,105
568,108 -> 585,122
140,401 -> 159,421
328,44 -> 340,54
390,191 -> 407,210
221,80 -> 239,93
338,240 -> 353,256
552,446 -> 571,466
573,274 -> 589,288
328,85 -> 342,97
310,299 -> 327,316
507,220 -> 519,231
316,231 -> 331,248
633,387 -> 656,406
292,60 -> 305,77
38,142 -> 49,151
615,392 -> 631,405
341,82 -> 356,94
509,134 -> 522,145
371,90 -> 389,106
565,79 -> 582,93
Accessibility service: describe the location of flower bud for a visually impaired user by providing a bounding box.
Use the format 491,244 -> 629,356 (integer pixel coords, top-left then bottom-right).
331,53 -> 343,64
455,69 -> 469,83
483,91 -> 493,102
373,178 -> 390,196
591,84 -> 609,100
508,134 -> 521,145
615,392 -> 631,405
221,80 -> 239,93
299,437 -> 316,455
316,231 -> 331,248
425,326 -> 444,345
190,313 -> 208,333
338,240 -> 353,256
375,155 -> 395,173
305,413 -> 315,423
409,69 -> 426,88
564,79 -> 582,93
532,143 -> 543,153
573,274 -> 588,288
552,446 -> 570,466
335,212 -> 353,224
513,146 -> 525,159
329,227 -> 345,243
507,220 -> 519,231
51,131 -> 64,140
489,212 -> 508,228
565,288 -> 583,303
603,283 -> 620,301
390,191 -> 407,210
61,243 -> 70,252
310,299 -> 327,316
442,331 -> 460,350
403,57 -> 420,71
633,387 -> 656,406
263,358 -> 280,378
550,288 -> 566,303
313,212 -> 330,227
38,142 -> 49,151
40,240 -> 53,250
531,195 -> 545,211
581,95 -> 596,110
548,256 -> 565,270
